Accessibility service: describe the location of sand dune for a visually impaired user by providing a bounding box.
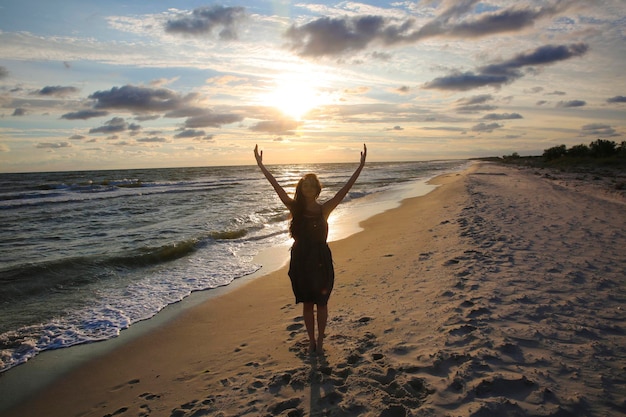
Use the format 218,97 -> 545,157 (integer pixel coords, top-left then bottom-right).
3,162 -> 625,417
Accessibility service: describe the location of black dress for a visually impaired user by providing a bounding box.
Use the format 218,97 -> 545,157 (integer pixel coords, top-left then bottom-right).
288,209 -> 334,305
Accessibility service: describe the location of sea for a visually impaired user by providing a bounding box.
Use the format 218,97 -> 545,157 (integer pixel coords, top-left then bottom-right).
0,160 -> 468,373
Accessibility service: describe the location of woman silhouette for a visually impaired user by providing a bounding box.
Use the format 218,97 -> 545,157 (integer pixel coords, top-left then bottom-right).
254,144 -> 367,354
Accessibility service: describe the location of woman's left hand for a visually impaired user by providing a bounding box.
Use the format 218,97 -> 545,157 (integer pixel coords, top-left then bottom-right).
254,144 -> 263,166
360,143 -> 367,165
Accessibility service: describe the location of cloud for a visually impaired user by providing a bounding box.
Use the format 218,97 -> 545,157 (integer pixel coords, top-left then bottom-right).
165,5 -> 246,40
184,110 -> 243,128
89,117 -> 130,134
607,95 -> 626,103
525,86 -> 544,94
385,125 -> 404,131
424,72 -> 510,91
174,129 -> 206,138
164,107 -> 207,118
12,108 -> 26,116
249,119 -> 302,134
556,99 -> 586,108
0,66 -> 10,79
580,123 -> 617,137
455,94 -> 497,113
36,142 -> 71,149
457,94 -> 493,105
284,1 -> 576,57
35,86 -> 79,97
471,122 -> 502,132
61,110 -> 109,120
284,15 -> 389,57
424,43 -> 589,91
136,136 -> 169,143
371,51 -> 392,61
68,134 -> 86,140
89,85 -> 196,113
433,1 -> 574,39
482,113 -> 523,120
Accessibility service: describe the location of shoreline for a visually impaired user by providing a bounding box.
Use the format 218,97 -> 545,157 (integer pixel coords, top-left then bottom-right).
0,170 -> 453,412
4,162 -> 625,417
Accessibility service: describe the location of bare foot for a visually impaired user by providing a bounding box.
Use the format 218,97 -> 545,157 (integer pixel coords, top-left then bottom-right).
316,336 -> 324,354
308,341 -> 317,355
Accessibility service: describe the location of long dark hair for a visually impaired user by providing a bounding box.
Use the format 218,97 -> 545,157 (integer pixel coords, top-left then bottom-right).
289,173 -> 322,238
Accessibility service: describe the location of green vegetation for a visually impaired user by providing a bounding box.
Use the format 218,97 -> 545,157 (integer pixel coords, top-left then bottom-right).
478,139 -> 626,192
491,139 -> 626,170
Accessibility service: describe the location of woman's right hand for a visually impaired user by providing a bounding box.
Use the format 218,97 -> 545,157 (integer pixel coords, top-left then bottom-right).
254,144 -> 263,166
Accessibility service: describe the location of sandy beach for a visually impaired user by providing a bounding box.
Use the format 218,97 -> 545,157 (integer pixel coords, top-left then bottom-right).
2,162 -> 625,417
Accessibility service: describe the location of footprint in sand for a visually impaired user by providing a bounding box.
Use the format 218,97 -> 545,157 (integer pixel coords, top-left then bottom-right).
110,378 -> 140,392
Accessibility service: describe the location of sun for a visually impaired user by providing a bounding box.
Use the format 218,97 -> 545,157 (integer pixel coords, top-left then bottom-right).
260,76 -> 329,121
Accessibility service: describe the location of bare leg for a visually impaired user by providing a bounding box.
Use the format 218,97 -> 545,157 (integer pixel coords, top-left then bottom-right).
303,302 -> 316,353
316,304 -> 328,353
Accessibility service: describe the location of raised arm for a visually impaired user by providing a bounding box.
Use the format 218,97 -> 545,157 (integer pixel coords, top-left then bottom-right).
254,145 -> 293,207
322,144 -> 367,218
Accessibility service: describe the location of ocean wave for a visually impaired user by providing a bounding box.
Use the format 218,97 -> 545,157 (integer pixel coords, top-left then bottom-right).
209,229 -> 248,240
0,239 -> 201,303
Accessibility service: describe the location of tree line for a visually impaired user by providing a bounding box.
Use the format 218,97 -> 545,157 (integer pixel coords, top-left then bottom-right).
542,139 -> 626,161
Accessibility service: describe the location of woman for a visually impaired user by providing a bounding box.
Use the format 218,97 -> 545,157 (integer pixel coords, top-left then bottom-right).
254,144 -> 367,354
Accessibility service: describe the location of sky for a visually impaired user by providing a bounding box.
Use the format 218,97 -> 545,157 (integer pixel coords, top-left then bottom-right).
0,0 -> 625,172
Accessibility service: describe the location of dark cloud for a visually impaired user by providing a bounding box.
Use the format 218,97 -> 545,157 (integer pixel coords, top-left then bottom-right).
386,125 -> 404,131
12,108 -> 26,116
424,43 -> 589,91
285,15 -> 389,57
545,90 -> 566,95
165,5 -> 246,40
457,94 -> 493,105
455,94 -> 497,113
36,142 -> 71,149
89,85 -> 196,113
89,117 -> 130,134
456,103 -> 498,113
455,95 -> 497,113
580,123 -> 617,137
61,110 -> 109,120
482,113 -> 523,120
439,1 -> 573,39
556,99 -> 586,108
607,95 -> 626,103
135,114 -> 161,121
284,1 -> 575,57
480,43 -> 588,76
536,100 -> 548,106
184,111 -> 243,128
471,122 -> 502,132
36,86 -> 79,97
396,86 -> 410,94
68,134 -> 86,140
424,71 -> 510,91
249,119 -> 302,134
525,86 -> 544,94
174,129 -> 206,138
0,66 -> 10,79
164,107 -> 207,118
